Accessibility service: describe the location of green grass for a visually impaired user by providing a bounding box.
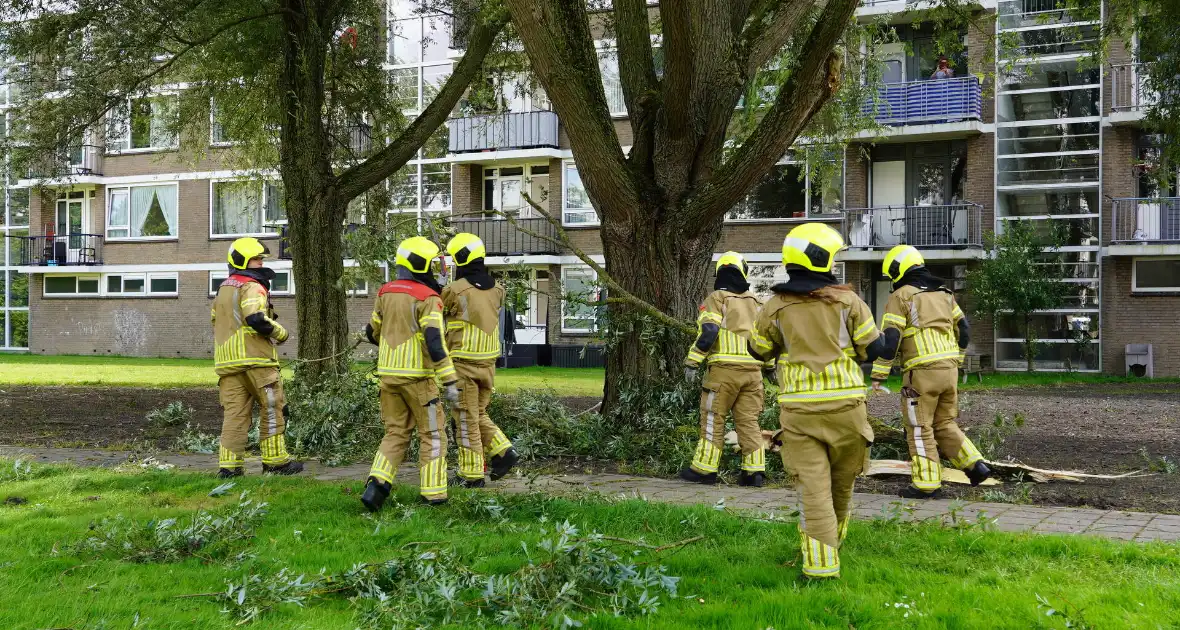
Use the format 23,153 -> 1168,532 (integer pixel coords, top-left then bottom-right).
1,460 -> 1178,629
0,354 -> 605,396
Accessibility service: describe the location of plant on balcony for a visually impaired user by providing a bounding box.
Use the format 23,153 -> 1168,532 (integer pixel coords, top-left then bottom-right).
3,1 -> 512,381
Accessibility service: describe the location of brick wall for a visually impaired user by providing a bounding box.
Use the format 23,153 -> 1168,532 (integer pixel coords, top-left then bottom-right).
965,134 -> 995,234
451,164 -> 481,219
28,272 -> 372,358
966,12 -> 995,124
1101,257 -> 1180,375
845,145 -> 869,209
1102,126 -> 1138,246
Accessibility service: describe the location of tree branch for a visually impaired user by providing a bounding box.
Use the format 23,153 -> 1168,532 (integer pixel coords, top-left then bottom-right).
741,0 -> 814,75
685,0 -> 859,225
613,0 -> 658,166
335,5 -> 508,202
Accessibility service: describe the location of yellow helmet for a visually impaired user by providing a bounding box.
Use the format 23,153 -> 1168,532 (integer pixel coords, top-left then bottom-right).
883,245 -> 925,283
446,232 -> 486,266
395,236 -> 440,274
716,251 -> 749,278
782,223 -> 844,273
228,237 -> 270,270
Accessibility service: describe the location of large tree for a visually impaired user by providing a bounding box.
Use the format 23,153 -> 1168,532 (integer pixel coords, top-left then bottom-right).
1,0 -> 508,379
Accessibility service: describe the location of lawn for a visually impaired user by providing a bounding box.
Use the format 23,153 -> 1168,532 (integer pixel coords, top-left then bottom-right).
0,354 -> 605,396
1,460 -> 1179,629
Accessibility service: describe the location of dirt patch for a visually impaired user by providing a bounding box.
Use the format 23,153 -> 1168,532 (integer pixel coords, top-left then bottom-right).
2,383 -> 1178,513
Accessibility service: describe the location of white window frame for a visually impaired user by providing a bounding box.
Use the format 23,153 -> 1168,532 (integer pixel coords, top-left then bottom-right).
209,180 -> 286,239
103,272 -> 180,297
561,161 -> 599,227
106,182 -> 180,241
725,152 -> 845,223
483,164 -> 549,219
560,265 -> 599,334
210,98 -> 234,147
106,94 -> 180,154
43,274 -> 101,297
1131,257 -> 1180,293
209,270 -> 294,296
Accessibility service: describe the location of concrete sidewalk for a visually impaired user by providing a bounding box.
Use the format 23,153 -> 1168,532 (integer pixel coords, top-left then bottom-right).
3,445 -> 1178,543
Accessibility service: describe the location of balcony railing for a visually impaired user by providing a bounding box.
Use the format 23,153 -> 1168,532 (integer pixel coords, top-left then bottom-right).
447,216 -> 559,256
449,111 -> 559,153
25,144 -> 104,180
1111,197 -> 1180,243
1111,63 -> 1155,112
863,76 -> 982,126
7,233 -> 104,266
844,204 -> 984,250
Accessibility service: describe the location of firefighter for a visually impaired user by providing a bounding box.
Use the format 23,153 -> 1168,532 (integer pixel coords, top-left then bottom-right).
750,223 -> 888,580
360,236 -> 460,511
442,233 -> 520,487
212,237 -> 303,478
870,245 -> 991,498
679,251 -> 767,487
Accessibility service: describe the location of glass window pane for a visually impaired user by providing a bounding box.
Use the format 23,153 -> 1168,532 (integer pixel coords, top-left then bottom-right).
264,182 -> 287,224
421,15 -> 450,63
107,275 -> 122,293
422,64 -> 451,108
272,272 -> 290,293
1135,259 -> 1180,290
729,164 -> 806,220
422,164 -> 450,212
124,276 -> 144,293
998,154 -> 1100,186
45,276 -> 75,294
78,278 -> 99,293
390,18 -> 422,64
213,181 -> 262,235
997,87 -> 1100,123
9,188 -> 28,226
150,276 -> 178,293
211,274 -> 226,294
598,51 -> 624,114
563,164 -> 596,224
8,272 -> 27,306
128,185 -> 178,237
10,310 -> 27,348
390,68 -> 419,111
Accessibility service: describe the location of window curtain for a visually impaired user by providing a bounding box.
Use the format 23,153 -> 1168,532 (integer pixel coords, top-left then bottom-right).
130,185 -> 178,237
150,98 -> 177,148
214,183 -> 261,235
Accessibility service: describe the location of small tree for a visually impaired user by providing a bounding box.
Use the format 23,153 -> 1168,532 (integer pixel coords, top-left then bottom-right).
139,192 -> 170,237
968,220 -> 1069,372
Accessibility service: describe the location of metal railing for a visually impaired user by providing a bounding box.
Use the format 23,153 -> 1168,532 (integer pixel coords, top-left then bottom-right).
447,216 -> 559,256
7,233 -> 104,266
1111,197 -> 1180,243
864,76 -> 982,126
1111,63 -> 1154,112
344,122 -> 373,156
843,204 -> 984,249
448,111 -> 559,153
25,144 -> 104,179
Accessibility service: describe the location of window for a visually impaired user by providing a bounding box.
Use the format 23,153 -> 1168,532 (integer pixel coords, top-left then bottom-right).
728,152 -> 844,221
484,165 -> 548,218
209,270 -> 293,296
104,273 -> 178,296
561,266 -> 600,333
598,49 -> 625,115
562,162 -> 597,226
211,181 -> 286,236
107,96 -> 178,151
1132,258 -> 1180,293
107,184 -> 179,239
43,275 -> 100,296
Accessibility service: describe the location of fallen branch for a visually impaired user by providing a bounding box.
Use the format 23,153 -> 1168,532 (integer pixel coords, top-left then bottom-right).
598,534 -> 705,553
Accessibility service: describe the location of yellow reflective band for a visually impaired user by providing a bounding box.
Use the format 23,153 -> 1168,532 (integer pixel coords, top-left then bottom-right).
418,312 -> 445,329
870,358 -> 892,380
685,349 -> 707,365
949,439 -> 984,469
778,388 -> 867,404
697,310 -> 723,325
691,438 -> 722,473
910,455 -> 942,491
371,312 -> 382,325
219,445 -> 245,468
260,434 -> 290,466
434,364 -> 457,380
882,312 -> 907,328
486,429 -> 513,458
369,452 -> 396,484
741,448 -> 766,472
838,518 -> 849,544
801,534 -> 840,578
458,447 -> 485,480
420,457 -> 448,496
852,319 -> 877,342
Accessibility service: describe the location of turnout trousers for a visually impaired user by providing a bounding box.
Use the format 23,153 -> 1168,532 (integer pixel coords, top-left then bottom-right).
218,367 -> 291,470
689,365 -> 766,475
901,367 -> 984,492
451,360 -> 513,481
368,379 -> 450,501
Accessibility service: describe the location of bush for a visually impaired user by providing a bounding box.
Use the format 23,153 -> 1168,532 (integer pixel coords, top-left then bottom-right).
284,364 -> 383,467
172,423 -> 219,454
146,401 -> 193,428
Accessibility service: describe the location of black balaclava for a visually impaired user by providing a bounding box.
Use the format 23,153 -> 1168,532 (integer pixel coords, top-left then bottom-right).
397,265 -> 443,294
771,264 -> 839,295
714,264 -> 751,293
893,265 -> 947,292
456,258 -> 496,290
231,265 -> 275,292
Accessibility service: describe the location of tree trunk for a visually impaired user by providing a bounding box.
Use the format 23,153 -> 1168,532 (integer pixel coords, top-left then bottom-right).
600,206 -> 720,417
1023,314 -> 1035,373
288,193 -> 350,380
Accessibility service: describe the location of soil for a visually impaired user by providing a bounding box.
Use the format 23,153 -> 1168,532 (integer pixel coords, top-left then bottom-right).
2,383 -> 1178,514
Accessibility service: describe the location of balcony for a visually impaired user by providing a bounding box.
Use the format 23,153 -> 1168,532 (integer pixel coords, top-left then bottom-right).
8,233 -> 104,267
1110,63 -> 1154,125
22,144 -> 104,183
1108,197 -> 1180,255
447,216 -> 559,256
863,76 -> 982,127
843,204 -> 984,256
448,111 -> 559,154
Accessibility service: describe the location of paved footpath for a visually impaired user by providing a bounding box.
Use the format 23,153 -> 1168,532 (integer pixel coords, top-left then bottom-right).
4,445 -> 1179,543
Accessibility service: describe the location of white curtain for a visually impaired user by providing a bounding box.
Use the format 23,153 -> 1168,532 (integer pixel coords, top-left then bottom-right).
130,185 -> 178,237
214,183 -> 261,235
150,98 -> 177,148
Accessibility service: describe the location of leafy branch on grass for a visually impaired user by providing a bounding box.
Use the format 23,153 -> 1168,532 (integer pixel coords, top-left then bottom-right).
210,520 -> 687,627
68,492 -> 268,563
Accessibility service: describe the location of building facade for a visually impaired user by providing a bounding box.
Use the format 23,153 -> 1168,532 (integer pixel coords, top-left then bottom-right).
8,0 -> 1175,374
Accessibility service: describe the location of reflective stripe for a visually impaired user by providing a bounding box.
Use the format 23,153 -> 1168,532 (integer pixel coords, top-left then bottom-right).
741,447 -> 766,472
427,403 -> 441,459
852,319 -> 876,342
870,358 -> 892,380
910,455 -> 942,491
702,390 -> 717,442
219,444 -> 245,469
260,434 -> 290,466
450,322 -> 501,360
801,534 -> 840,578
420,456 -> 447,497
458,447 -> 484,480
949,439 -> 984,469
691,438 -> 722,473
882,312 -> 906,328
369,451 -> 396,484
486,429 -> 512,458
697,311 -> 722,325
777,387 -> 866,404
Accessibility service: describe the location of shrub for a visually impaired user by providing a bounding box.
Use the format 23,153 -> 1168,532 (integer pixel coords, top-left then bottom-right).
145,401 -> 193,428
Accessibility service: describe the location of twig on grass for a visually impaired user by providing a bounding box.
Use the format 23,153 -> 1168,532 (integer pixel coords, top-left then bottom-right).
598,534 -> 705,552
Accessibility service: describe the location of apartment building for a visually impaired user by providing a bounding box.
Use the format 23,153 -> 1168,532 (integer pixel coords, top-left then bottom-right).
5,0 -> 1175,375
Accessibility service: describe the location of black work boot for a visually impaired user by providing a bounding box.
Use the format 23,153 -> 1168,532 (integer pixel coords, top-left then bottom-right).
488,448 -> 520,481
898,485 -> 943,500
360,478 -> 392,513
217,467 -> 244,479
965,461 -> 992,486
738,471 -> 766,487
262,461 -> 304,476
679,466 -> 718,485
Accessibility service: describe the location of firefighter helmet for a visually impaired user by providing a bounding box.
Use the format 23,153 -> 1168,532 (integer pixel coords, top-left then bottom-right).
883,245 -> 925,283
782,223 -> 844,273
395,236 -> 441,274
716,251 -> 749,278
227,237 -> 270,270
446,233 -> 486,266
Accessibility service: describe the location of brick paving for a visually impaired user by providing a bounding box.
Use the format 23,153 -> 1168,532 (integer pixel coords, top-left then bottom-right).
3,445 -> 1177,544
